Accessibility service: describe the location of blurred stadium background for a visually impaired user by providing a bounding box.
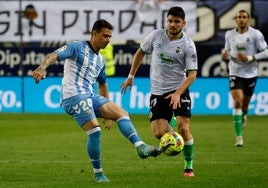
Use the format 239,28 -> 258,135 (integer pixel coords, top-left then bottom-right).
0,0 -> 268,115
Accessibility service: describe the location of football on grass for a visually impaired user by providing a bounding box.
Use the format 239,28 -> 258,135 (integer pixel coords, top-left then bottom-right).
159,131 -> 184,156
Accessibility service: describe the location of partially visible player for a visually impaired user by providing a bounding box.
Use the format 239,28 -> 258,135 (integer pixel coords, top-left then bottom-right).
121,6 -> 197,177
32,19 -> 160,183
222,10 -> 268,146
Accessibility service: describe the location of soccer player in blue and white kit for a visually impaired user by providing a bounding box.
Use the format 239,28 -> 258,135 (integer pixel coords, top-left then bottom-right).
222,10 -> 268,147
121,7 -> 198,177
32,19 -> 160,183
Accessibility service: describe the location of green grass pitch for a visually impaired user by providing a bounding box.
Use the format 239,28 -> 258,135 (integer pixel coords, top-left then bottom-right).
0,113 -> 267,188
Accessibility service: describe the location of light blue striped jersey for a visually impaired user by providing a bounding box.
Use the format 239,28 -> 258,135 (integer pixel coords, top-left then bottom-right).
54,41 -> 106,100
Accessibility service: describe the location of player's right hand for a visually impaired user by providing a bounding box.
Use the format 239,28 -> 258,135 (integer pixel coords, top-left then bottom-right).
102,118 -> 114,130
221,49 -> 229,60
32,67 -> 46,84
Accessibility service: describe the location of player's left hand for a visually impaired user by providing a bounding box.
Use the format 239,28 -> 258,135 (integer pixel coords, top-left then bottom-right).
121,78 -> 134,94
237,52 -> 248,62
102,118 -> 114,130
165,93 -> 181,110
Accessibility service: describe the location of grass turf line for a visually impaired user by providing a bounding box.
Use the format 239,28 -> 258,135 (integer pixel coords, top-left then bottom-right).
0,113 -> 267,188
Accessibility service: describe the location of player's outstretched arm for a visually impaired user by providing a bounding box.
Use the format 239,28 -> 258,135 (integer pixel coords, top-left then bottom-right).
32,52 -> 59,83
121,48 -> 145,94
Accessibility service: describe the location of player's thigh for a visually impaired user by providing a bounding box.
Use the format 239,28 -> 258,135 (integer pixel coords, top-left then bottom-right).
62,95 -> 97,127
151,119 -> 170,139
243,95 -> 252,104
149,94 -> 173,122
229,76 -> 244,100
92,95 -> 125,119
230,89 -> 244,101
244,77 -> 257,97
98,101 -> 128,120
174,90 -> 192,118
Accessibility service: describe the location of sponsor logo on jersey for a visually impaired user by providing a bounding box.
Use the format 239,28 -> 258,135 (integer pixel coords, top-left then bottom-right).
58,45 -> 67,52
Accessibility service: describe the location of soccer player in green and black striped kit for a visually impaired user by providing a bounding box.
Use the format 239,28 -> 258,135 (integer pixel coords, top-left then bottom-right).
121,6 -> 198,177
222,10 -> 268,147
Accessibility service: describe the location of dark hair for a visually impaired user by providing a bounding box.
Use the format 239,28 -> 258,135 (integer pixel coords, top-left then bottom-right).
92,19 -> 113,33
236,10 -> 250,18
167,6 -> 185,20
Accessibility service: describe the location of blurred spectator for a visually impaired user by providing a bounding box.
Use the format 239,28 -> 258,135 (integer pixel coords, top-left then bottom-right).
100,43 -> 115,76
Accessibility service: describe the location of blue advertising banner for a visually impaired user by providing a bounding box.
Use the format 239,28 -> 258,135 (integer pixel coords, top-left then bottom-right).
0,77 -> 22,112
1,77 -> 267,115
1,1 -> 268,78
24,77 -> 64,113
107,78 -> 268,115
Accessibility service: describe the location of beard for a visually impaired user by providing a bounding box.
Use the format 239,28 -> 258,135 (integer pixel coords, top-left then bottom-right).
168,28 -> 182,36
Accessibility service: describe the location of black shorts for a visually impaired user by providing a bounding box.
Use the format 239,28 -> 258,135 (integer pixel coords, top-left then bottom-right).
149,90 -> 191,122
229,76 -> 257,97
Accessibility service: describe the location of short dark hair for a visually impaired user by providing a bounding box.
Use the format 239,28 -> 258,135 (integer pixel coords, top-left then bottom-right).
167,6 -> 185,20
92,19 -> 113,33
236,10 -> 250,18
